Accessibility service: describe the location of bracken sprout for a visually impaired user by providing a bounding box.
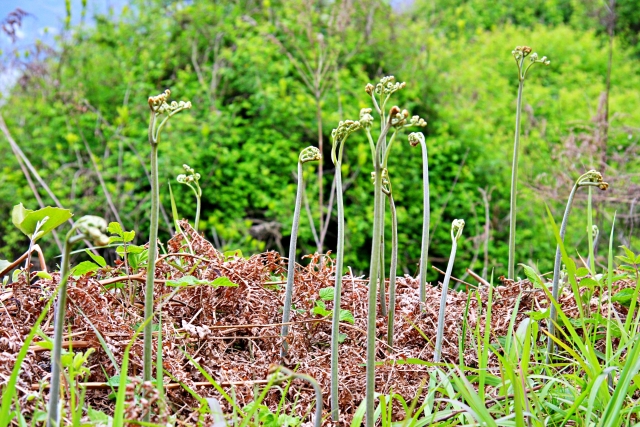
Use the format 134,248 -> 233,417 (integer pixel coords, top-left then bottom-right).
362,76 -> 426,427
546,170 -> 608,361
433,219 -> 465,363
408,131 -> 430,308
48,216 -> 109,427
281,146 -> 322,357
177,164 -> 202,232
144,89 -> 191,387
330,118 -> 362,421
507,46 -> 550,280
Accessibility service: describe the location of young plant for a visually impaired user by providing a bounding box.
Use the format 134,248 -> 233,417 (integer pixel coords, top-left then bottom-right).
280,146 -> 322,356
176,163 -> 203,232
362,77 -> 426,427
507,46 -> 550,279
382,168 -> 399,348
47,215 -> 109,427
546,170 -> 608,359
144,90 -> 191,385
408,131 -> 430,306
329,118 -> 362,420
434,219 -> 465,363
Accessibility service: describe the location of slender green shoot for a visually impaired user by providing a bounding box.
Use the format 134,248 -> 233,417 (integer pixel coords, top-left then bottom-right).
281,146 -> 321,356
507,46 -> 550,279
177,164 -> 202,232
546,170 -> 608,360
434,219 -> 465,363
144,89 -> 191,387
330,119 -> 362,421
409,131 -> 430,305
268,365 -> 323,427
48,216 -> 108,427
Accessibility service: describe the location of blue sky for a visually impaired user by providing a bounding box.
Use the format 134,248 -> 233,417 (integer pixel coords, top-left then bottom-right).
0,0 -> 129,95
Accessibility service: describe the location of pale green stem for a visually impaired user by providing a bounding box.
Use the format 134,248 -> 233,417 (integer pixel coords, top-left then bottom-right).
271,366 -> 323,427
366,122 -> 391,427
144,113 -> 159,385
546,181 -> 600,360
386,193 -> 398,347
417,139 -> 430,305
434,234 -> 459,363
330,146 -> 345,421
508,65 -> 525,280
186,182 -> 202,232
48,231 -> 85,427
281,161 -> 304,356
587,187 -> 595,274
378,130 -> 398,318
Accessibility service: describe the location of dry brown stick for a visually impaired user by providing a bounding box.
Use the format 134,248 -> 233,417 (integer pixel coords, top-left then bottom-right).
0,244 -> 47,277
432,266 -> 476,289
466,268 -> 491,288
30,341 -> 96,353
33,379 -> 270,391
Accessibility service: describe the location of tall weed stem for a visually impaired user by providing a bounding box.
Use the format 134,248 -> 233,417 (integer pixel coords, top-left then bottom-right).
145,90 -> 191,385
48,216 -> 108,427
329,119 -> 361,420
546,170 -> 608,360
434,219 -> 465,363
409,132 -> 430,305
508,46 -> 549,279
280,147 -> 321,356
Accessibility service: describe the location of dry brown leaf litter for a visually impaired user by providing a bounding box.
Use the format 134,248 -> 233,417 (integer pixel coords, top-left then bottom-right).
0,222 -> 635,425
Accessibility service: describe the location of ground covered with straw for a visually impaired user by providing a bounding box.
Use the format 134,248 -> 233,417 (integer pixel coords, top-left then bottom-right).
0,223 -> 634,425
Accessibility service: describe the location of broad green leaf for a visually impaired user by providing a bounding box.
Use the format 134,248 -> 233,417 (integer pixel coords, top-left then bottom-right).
339,309 -> 355,324
521,264 -> 543,288
122,230 -> 135,243
211,276 -> 238,287
85,249 -> 106,268
71,261 -> 101,277
0,260 -> 10,272
107,222 -> 123,236
576,267 -> 590,277
87,408 -> 112,424
166,275 -> 238,288
612,288 -> 635,307
319,287 -> 335,301
224,249 -> 243,259
35,271 -> 52,280
312,301 -> 331,317
115,244 -> 144,257
11,204 -> 72,241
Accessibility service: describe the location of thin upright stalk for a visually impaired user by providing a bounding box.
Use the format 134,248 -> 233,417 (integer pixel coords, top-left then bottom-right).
507,46 -> 550,279
434,219 -> 464,363
281,147 -> 321,356
330,159 -> 344,421
386,193 -> 398,347
414,135 -> 430,305
366,119 -> 392,427
281,161 -> 304,356
144,131 -> 159,384
47,233 -> 76,427
546,171 -> 607,361
508,75 -> 524,280
587,187 -> 596,274
48,217 -> 108,427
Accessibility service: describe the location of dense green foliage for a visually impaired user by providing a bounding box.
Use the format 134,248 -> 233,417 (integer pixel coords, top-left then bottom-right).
1,0 -> 638,278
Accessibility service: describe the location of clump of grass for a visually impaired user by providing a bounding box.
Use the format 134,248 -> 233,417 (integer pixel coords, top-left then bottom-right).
144,90 -> 191,385
433,218 -> 464,363
280,146 -> 322,356
507,46 -> 550,279
48,215 -> 108,427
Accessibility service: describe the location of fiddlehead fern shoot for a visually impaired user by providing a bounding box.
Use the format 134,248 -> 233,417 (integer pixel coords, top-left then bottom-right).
434,219 -> 465,363
145,90 -> 191,385
281,146 -> 322,357
508,47 -> 550,279
546,170 -> 608,361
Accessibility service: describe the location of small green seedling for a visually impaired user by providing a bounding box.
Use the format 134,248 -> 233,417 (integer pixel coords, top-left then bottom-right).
177,164 -> 203,232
